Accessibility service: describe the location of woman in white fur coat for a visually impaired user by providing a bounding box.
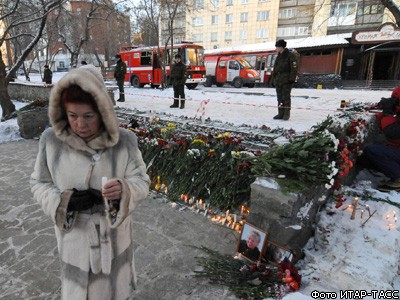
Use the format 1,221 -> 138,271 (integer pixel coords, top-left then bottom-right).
30,66 -> 150,300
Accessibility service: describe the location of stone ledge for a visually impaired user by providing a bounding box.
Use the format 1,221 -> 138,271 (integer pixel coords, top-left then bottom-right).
17,107 -> 49,139
247,177 -> 327,260
9,82 -> 52,102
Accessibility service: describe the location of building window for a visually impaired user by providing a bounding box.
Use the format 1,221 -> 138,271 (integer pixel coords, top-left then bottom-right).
240,12 -> 248,22
225,31 -> 232,40
227,0 -> 234,5
257,11 -> 269,21
258,0 -> 269,2
279,8 -> 295,19
329,2 -> 357,26
239,30 -> 247,40
277,26 -> 309,36
363,4 -> 382,14
226,13 -> 233,23
211,32 -> 218,42
211,15 -> 219,25
192,34 -> 203,43
211,0 -> 220,7
194,0 -> 204,9
255,28 -> 268,38
192,17 -> 204,26
241,0 -> 249,4
174,36 -> 183,44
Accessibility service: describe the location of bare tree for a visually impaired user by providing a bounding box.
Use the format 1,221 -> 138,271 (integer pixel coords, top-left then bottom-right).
133,0 -> 159,46
54,0 -> 130,69
0,0 -> 65,121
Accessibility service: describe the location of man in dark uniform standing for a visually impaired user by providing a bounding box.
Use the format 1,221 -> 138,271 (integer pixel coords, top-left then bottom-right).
114,54 -> 127,102
271,39 -> 298,120
169,54 -> 187,109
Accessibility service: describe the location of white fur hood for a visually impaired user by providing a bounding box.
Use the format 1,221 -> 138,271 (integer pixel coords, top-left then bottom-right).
48,66 -> 119,151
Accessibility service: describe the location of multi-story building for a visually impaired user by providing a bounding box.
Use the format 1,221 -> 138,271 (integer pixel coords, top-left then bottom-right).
159,0 -> 400,82
159,0 -> 399,50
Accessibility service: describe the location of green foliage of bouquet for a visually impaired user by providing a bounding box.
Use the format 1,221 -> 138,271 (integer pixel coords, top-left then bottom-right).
133,113 -> 369,209
194,246 -> 301,299
18,99 -> 48,112
137,126 -> 256,209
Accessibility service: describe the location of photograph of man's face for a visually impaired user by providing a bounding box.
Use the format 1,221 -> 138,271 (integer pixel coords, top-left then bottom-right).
237,222 -> 267,262
246,231 -> 261,249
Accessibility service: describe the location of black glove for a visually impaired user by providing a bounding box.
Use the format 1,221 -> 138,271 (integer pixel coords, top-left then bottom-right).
378,97 -> 398,115
67,188 -> 103,212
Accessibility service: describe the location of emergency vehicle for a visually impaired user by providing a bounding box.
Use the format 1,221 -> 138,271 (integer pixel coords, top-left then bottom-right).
203,54 -> 260,88
119,43 -> 206,89
205,45 -> 278,86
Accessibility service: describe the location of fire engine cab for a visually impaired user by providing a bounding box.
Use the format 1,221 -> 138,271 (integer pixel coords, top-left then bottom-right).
119,43 -> 206,89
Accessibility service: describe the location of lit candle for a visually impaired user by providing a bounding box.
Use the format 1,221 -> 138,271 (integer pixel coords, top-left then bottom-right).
366,205 -> 371,216
388,223 -> 393,230
240,205 -> 244,215
361,209 -> 364,219
350,197 -> 359,220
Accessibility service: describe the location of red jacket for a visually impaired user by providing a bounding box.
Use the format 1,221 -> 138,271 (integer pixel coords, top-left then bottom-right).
376,110 -> 400,148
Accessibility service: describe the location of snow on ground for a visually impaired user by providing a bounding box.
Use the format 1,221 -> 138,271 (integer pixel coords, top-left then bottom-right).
2,72 -> 400,299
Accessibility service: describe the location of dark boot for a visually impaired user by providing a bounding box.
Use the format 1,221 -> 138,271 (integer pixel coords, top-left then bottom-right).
282,109 -> 290,120
180,100 -> 185,109
273,108 -> 284,119
117,92 -> 125,102
170,99 -> 179,108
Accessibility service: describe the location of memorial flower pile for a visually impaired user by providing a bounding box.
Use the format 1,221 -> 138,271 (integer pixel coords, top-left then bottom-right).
18,99 -> 48,111
123,111 -> 371,210
194,246 -> 301,300
135,124 -> 258,209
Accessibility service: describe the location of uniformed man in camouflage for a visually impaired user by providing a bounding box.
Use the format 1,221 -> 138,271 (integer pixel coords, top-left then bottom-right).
169,54 -> 187,109
271,39 -> 298,120
114,54 -> 127,102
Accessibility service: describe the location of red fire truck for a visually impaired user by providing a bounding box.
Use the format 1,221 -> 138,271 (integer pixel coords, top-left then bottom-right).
205,45 -> 278,86
119,43 -> 206,89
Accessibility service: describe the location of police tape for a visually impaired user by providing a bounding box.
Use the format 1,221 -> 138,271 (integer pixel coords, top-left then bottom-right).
115,90 -> 373,118
194,99 -> 210,123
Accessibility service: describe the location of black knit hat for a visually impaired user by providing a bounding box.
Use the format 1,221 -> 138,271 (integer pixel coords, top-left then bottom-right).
275,39 -> 287,48
175,54 -> 181,59
115,54 -> 121,59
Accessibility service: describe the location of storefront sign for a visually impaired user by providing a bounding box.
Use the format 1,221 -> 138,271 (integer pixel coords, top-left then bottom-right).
352,23 -> 400,44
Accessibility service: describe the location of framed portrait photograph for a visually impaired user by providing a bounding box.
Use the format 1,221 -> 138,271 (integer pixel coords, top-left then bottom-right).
264,241 -> 294,266
237,222 -> 268,262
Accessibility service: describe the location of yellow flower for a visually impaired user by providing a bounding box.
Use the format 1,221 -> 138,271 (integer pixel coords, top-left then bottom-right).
160,128 -> 167,134
192,139 -> 206,145
217,134 -> 223,138
167,122 -> 176,128
224,132 -> 231,138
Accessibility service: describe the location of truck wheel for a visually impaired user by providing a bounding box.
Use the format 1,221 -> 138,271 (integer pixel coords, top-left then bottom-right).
131,76 -> 141,88
216,82 -> 224,87
186,83 -> 198,90
233,78 -> 243,88
203,76 -> 212,87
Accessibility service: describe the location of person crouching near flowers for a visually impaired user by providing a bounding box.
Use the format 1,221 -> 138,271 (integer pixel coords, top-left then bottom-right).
30,65 -> 150,300
360,85 -> 400,192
